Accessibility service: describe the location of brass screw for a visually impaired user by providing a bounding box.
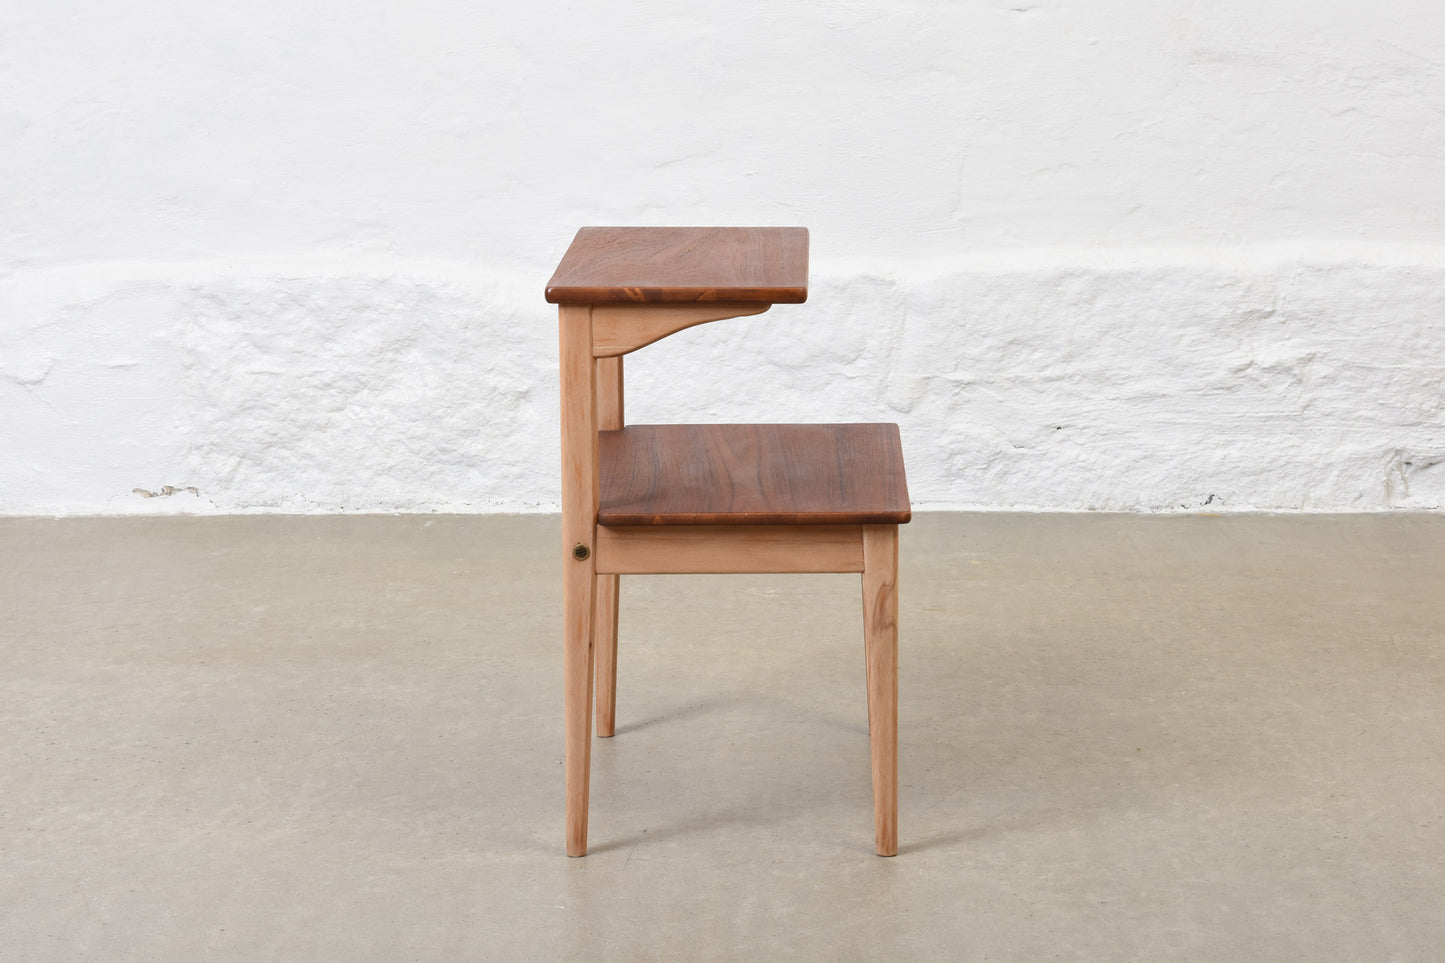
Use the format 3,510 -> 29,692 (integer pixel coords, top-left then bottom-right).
572,543 -> 590,561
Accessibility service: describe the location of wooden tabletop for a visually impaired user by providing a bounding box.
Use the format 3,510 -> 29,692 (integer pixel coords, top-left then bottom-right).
545,226 -> 809,304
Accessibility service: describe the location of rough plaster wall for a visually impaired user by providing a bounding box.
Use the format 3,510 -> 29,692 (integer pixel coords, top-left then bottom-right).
2,1 -> 1444,513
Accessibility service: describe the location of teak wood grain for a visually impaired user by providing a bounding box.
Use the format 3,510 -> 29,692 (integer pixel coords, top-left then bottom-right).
598,423 -> 911,526
545,227 -> 809,304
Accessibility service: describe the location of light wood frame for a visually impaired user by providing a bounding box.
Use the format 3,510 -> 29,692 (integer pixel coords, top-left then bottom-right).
559,303 -> 899,857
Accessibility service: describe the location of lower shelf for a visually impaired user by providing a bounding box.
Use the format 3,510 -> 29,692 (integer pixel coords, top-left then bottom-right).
597,423 -> 912,526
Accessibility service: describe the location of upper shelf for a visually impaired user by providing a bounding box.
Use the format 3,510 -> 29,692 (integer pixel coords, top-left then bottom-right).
545,226 -> 809,304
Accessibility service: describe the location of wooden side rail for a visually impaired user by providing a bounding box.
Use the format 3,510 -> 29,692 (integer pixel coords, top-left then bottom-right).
595,524 -> 867,575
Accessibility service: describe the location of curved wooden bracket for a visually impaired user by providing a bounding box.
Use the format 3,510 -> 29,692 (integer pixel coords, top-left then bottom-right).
591,302 -> 770,357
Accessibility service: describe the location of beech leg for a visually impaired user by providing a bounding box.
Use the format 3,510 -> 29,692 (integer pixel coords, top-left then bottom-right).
594,574 -> 620,737
562,554 -> 596,856
560,304 -> 599,856
862,524 -> 899,856
593,355 -> 623,740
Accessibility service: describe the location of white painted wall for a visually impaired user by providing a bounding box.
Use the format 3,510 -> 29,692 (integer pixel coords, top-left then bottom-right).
3,0 -> 1443,513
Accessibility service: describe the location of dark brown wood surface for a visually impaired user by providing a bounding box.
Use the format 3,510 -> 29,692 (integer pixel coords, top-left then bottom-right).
545,227 -> 809,304
598,423 -> 911,525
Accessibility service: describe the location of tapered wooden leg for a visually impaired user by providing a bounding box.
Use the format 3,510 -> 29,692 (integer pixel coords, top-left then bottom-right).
560,304 -> 599,857
862,524 -> 899,856
594,355 -> 623,739
563,556 -> 596,856
594,573 -> 620,737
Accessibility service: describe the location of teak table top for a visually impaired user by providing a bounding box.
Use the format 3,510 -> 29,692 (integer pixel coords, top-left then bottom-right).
545,226 -> 809,304
598,423 -> 911,526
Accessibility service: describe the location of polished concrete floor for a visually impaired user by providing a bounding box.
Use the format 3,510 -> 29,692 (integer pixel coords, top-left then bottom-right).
1,512 -> 1443,960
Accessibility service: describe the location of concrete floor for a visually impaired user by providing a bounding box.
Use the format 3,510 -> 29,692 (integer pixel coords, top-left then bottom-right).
1,512 -> 1443,960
